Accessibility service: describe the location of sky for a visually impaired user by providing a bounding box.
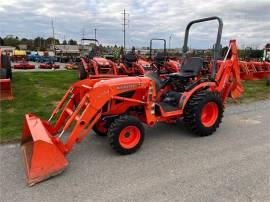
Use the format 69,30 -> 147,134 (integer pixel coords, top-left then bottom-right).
0,0 -> 269,49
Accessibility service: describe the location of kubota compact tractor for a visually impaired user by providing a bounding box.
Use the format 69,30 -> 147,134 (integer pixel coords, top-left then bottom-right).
78,39 -> 119,80
13,59 -> 35,70
0,49 -> 13,100
149,38 -> 181,74
118,47 -> 152,76
21,16 -> 244,186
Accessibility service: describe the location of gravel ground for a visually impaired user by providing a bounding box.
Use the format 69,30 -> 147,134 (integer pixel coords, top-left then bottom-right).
0,100 -> 269,201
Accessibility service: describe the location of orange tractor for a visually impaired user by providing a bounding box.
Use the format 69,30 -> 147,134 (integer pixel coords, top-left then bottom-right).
149,38 -> 181,74
78,39 -> 119,80
21,16 -> 244,186
239,44 -> 270,81
118,47 -> 152,76
0,49 -> 13,100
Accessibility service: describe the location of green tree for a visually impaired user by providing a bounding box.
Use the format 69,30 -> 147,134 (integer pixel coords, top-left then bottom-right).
3,36 -> 20,47
68,39 -> 77,45
0,37 -> 4,46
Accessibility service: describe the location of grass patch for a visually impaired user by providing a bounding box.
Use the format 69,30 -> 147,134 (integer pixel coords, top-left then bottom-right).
235,80 -> 270,103
0,73 -> 269,143
0,71 -> 77,143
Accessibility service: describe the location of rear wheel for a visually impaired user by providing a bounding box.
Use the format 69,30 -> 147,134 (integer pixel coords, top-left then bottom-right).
108,115 -> 145,154
184,91 -> 224,136
78,65 -> 87,80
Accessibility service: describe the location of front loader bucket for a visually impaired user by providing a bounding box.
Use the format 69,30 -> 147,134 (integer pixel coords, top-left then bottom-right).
21,114 -> 68,186
0,79 -> 13,100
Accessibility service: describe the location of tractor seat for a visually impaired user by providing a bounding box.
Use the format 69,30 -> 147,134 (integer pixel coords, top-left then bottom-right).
154,52 -> 167,65
124,52 -> 137,67
169,57 -> 203,79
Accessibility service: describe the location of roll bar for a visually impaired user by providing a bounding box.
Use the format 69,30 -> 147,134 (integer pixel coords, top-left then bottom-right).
81,38 -> 99,45
182,16 -> 223,79
149,38 -> 167,58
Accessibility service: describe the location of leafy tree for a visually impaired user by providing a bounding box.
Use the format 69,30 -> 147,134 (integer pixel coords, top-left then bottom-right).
3,36 -> 20,47
0,37 -> 4,46
68,39 -> 77,45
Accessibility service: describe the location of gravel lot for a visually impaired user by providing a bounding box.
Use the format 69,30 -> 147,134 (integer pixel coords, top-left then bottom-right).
0,100 -> 269,201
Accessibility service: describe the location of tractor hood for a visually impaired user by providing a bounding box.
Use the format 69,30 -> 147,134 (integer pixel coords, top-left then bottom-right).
73,76 -> 152,92
93,57 -> 111,66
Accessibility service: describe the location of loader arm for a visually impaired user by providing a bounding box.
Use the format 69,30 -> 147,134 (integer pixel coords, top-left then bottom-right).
21,77 -> 152,186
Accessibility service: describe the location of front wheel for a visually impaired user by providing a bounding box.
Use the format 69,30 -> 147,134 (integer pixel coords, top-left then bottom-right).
108,115 -> 145,154
184,91 -> 224,136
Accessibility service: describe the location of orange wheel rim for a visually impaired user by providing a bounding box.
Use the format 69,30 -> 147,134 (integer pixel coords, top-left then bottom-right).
201,102 -> 219,127
119,126 -> 141,149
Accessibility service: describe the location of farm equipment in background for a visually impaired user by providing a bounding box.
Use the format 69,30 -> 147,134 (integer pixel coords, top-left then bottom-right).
65,63 -> 79,70
20,16 -> 244,186
118,47 -> 152,76
12,50 -> 27,62
239,44 -> 270,80
39,60 -> 60,69
12,49 -> 35,70
263,44 -> 270,85
13,59 -> 35,70
0,49 -> 13,100
27,52 -> 41,62
78,39 -> 119,80
149,38 -> 180,74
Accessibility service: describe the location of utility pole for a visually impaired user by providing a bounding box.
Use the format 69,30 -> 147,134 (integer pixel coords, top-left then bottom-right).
39,37 -> 41,50
51,20 -> 55,53
82,28 -> 85,39
122,9 -> 129,52
169,35 -> 172,50
94,28 -> 97,45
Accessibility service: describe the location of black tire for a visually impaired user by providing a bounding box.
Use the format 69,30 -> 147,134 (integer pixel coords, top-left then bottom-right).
0,68 -> 7,79
266,76 -> 270,86
1,55 -> 12,79
78,65 -> 87,80
93,120 -> 108,136
184,90 -> 224,136
108,115 -> 145,155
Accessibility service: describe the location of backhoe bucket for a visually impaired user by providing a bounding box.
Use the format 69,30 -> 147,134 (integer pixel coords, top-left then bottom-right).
21,114 -> 68,186
0,79 -> 13,100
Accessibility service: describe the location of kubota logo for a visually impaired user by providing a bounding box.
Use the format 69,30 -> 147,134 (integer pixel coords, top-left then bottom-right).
116,83 -> 141,90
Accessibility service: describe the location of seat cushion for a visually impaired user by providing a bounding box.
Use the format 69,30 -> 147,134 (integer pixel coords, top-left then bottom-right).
181,57 -> 203,77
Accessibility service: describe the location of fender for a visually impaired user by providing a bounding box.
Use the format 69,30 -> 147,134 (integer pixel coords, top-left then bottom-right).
179,82 -> 216,110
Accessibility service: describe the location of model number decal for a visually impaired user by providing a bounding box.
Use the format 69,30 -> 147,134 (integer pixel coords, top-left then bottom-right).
116,83 -> 141,90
